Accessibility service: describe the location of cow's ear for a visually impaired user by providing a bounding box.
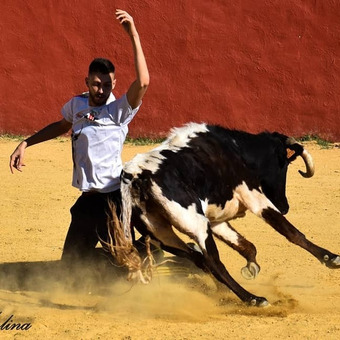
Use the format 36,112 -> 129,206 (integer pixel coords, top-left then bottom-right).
286,145 -> 303,162
286,148 -> 296,161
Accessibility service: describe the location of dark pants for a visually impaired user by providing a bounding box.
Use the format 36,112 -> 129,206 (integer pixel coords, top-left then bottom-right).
61,190 -> 122,263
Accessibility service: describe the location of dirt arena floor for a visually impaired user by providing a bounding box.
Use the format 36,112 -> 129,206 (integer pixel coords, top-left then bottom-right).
0,137 -> 339,339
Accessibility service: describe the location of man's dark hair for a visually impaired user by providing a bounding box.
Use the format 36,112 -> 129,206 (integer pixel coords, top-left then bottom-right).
88,58 -> 115,75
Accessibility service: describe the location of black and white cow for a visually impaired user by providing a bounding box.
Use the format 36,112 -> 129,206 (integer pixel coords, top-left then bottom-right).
118,123 -> 340,306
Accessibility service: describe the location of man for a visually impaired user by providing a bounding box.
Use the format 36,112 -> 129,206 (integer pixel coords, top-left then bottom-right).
9,9 -> 149,263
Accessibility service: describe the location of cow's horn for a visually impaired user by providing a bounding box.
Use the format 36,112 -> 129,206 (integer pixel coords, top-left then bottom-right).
286,137 -> 315,178
299,149 -> 315,178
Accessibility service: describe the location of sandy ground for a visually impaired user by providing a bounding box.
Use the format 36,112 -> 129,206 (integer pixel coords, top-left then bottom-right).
0,137 -> 339,339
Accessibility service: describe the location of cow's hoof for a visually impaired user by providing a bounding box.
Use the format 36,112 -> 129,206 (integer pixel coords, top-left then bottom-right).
248,297 -> 269,307
241,262 -> 260,280
187,242 -> 203,254
325,255 -> 340,269
127,270 -> 151,284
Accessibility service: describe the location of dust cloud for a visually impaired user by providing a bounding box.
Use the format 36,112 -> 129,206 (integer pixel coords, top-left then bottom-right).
0,255 -> 303,323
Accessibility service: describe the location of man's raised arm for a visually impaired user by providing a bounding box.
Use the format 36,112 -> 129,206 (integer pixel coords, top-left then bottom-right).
115,9 -> 150,109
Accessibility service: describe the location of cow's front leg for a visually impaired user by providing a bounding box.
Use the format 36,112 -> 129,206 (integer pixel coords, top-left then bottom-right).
211,221 -> 260,279
196,228 -> 269,307
262,207 -> 340,268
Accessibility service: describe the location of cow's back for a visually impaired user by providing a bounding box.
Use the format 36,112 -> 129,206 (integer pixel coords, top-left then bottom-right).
123,123 -> 271,208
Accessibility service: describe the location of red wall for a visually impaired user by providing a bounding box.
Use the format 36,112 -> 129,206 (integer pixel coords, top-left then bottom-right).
1,1 -> 339,140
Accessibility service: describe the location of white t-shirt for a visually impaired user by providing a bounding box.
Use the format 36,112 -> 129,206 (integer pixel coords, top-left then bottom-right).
61,92 -> 140,193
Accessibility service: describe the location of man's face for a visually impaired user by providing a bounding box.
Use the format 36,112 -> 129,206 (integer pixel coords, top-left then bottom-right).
86,72 -> 116,106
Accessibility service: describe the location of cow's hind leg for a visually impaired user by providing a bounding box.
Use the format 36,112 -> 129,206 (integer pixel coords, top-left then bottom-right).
196,227 -> 268,306
262,207 -> 340,268
147,184 -> 269,306
164,207 -> 268,305
137,210 -> 207,271
211,221 -> 260,279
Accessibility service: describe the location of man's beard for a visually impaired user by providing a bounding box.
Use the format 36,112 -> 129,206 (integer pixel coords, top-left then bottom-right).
90,92 -> 108,106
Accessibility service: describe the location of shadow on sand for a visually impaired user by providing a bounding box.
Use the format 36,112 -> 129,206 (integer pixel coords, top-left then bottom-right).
0,251 -> 129,297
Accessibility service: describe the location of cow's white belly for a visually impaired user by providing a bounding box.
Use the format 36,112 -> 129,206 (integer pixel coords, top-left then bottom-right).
204,198 -> 246,223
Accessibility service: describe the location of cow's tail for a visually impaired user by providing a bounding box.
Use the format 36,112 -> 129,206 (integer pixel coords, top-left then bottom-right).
121,177 -> 133,241
105,175 -> 150,284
